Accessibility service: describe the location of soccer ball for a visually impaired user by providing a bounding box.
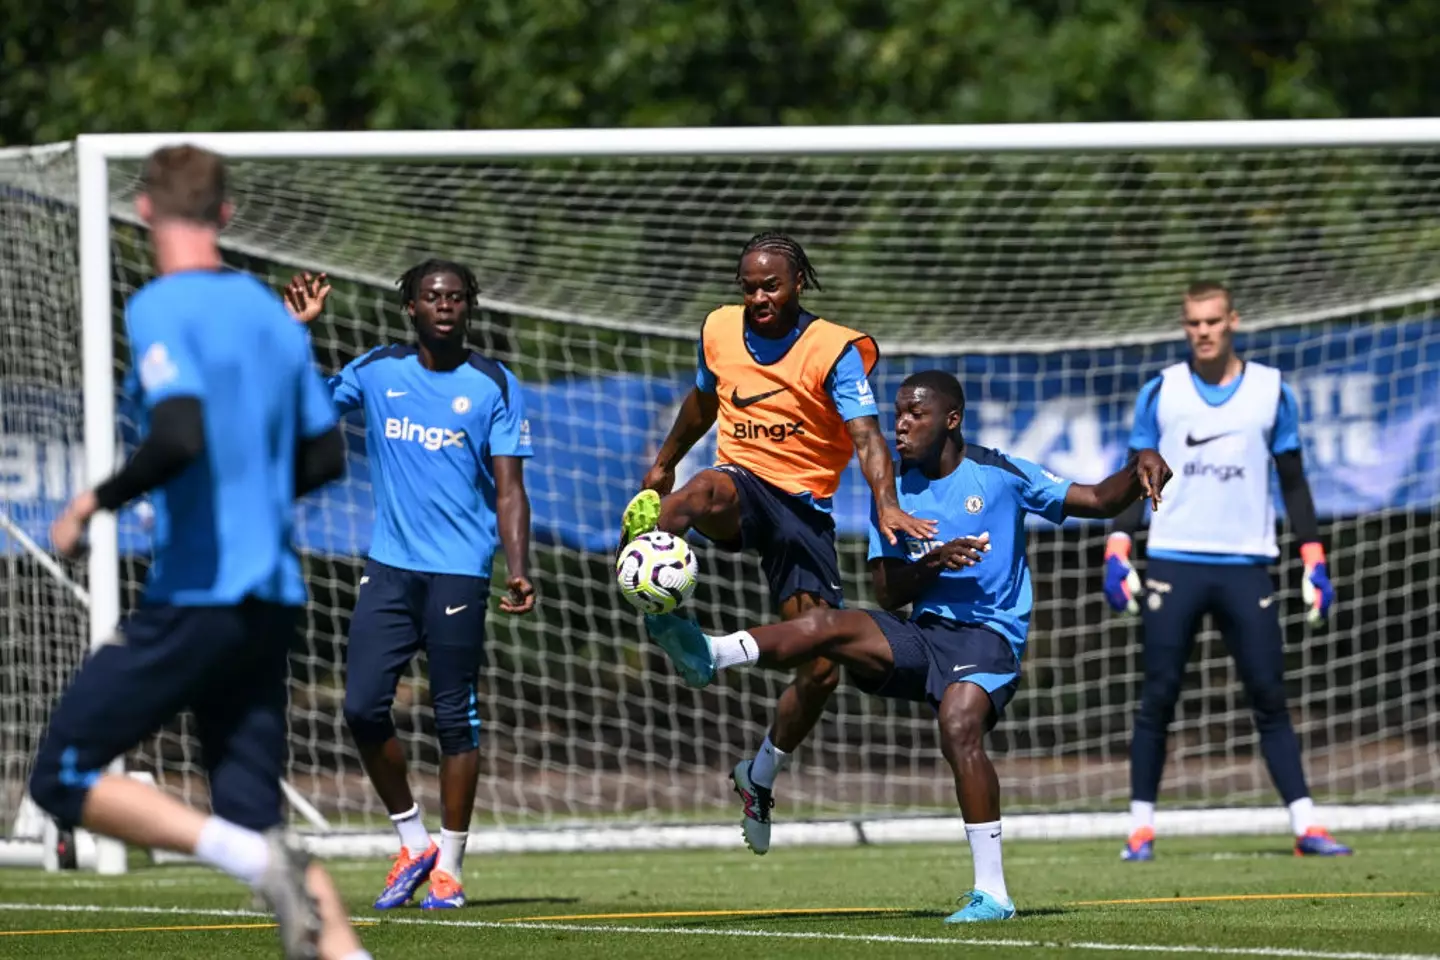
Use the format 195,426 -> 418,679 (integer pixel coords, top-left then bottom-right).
615,531 -> 699,615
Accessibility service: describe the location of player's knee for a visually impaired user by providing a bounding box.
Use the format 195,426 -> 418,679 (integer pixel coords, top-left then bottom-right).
1136,678 -> 1184,726
1248,682 -> 1291,728
27,743 -> 97,830
342,693 -> 396,746
938,707 -> 986,761
433,706 -> 480,756
795,648 -> 841,695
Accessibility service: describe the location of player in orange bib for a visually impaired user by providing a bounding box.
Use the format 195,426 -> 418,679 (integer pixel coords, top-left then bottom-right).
619,232 -> 935,854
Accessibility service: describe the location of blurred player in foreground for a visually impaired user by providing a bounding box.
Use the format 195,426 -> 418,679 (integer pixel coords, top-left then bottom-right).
34,146 -> 366,959
619,232 -> 935,854
285,264 -> 535,909
647,371 -> 1171,920
1104,281 -> 1349,860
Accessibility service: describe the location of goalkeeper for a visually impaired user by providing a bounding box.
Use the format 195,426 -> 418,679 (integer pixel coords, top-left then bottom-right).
1103,281 -> 1350,860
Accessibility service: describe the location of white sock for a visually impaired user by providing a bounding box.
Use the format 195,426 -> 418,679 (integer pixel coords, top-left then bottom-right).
749,735 -> 790,790
438,828 -> 469,880
194,816 -> 270,887
390,804 -> 431,856
711,630 -> 760,671
1288,797 -> 1318,836
1129,800 -> 1156,834
965,820 -> 1009,903
341,952 -> 374,960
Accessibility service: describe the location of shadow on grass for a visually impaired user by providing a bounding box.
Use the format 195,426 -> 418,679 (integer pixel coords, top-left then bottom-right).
677,905 -> 1068,927
465,896 -> 583,909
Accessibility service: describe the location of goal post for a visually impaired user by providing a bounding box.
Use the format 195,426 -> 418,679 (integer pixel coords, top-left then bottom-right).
3,121 -> 1438,869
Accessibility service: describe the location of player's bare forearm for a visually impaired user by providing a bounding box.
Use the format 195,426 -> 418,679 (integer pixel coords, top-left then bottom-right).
494,457 -> 531,580
1066,449 -> 1172,519
653,388 -> 718,472
849,416 -> 938,543
869,536 -> 988,611
847,416 -> 901,511
870,556 -> 946,611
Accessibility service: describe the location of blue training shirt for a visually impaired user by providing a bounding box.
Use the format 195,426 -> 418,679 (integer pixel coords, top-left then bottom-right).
125,270 -> 337,607
327,345 -> 533,577
1128,367 -> 1300,565
696,311 -> 878,512
867,445 -> 1072,657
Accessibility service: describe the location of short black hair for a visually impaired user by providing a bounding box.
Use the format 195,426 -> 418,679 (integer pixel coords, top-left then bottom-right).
396,258 -> 480,307
737,232 -> 822,291
901,370 -> 965,414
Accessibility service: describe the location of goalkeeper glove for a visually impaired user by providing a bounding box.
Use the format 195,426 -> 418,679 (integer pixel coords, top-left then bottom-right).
1103,533 -> 1142,615
1300,542 -> 1333,626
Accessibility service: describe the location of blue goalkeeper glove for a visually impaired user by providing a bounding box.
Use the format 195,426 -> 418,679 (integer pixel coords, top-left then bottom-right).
1102,533 -> 1142,615
1300,542 -> 1333,626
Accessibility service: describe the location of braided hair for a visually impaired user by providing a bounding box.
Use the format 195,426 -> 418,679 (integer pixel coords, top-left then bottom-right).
395,258 -> 480,308
737,232 -> 822,292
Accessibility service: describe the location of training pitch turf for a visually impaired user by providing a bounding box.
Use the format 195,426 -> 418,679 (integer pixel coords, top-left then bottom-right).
0,831 -> 1436,958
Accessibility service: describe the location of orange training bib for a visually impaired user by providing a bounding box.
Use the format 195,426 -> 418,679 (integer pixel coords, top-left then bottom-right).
701,305 -> 878,500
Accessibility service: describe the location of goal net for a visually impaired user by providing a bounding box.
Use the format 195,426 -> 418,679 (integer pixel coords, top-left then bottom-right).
3,127 -> 1437,860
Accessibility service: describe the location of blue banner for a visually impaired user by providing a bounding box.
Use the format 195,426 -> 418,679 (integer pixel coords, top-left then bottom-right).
3,319 -> 1437,558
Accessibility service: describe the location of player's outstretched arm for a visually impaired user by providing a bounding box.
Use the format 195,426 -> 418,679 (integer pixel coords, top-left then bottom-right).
51,397 -> 207,559
847,416 -> 939,544
642,387 -> 719,494
495,456 -> 535,614
1065,449 -> 1172,520
869,535 -> 990,611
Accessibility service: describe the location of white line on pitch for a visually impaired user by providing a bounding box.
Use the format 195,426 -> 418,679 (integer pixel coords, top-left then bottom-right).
0,902 -> 1437,960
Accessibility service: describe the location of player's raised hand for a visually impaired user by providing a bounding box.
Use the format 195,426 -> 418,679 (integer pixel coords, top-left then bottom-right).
500,574 -> 536,615
1133,449 -> 1172,510
641,463 -> 676,497
939,532 -> 990,569
283,272 -> 331,324
50,490 -> 97,560
875,504 -> 939,546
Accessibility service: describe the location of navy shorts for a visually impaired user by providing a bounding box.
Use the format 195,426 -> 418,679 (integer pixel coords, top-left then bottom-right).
343,559 -> 490,755
855,611 -> 1021,724
708,464 -> 844,609
28,599 -> 296,831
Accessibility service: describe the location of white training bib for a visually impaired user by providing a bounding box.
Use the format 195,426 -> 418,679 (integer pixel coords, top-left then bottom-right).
1147,361 -> 1283,559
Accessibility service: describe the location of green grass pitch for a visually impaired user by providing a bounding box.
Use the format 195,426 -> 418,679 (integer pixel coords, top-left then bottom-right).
1,832 -> 1437,958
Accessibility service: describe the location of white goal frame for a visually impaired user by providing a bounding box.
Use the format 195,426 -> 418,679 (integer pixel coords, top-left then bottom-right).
11,118 -> 1439,872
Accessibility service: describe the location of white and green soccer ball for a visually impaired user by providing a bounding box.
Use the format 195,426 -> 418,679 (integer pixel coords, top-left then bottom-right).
616,531 -> 698,615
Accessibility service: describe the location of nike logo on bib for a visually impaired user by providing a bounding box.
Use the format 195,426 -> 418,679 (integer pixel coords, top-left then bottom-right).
731,386 -> 787,408
1185,430 -> 1235,447
445,605 -> 468,616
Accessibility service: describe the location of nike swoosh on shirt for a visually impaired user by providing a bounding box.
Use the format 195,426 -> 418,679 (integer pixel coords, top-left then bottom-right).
445,604 -> 468,616
952,664 -> 977,673
1185,430 -> 1235,447
731,386 -> 787,408
386,389 -> 407,398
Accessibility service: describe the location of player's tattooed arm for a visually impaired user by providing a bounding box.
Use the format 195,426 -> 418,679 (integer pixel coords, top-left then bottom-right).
869,534 -> 990,611
1065,449 -> 1172,519
495,456 -> 536,615
642,387 -> 719,495
848,415 -> 938,545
